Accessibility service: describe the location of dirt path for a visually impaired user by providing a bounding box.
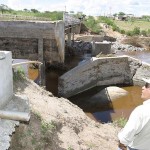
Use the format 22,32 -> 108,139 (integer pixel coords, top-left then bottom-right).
10,78 -> 120,150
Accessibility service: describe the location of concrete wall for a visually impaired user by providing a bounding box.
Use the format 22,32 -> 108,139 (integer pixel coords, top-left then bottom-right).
0,51 -> 13,108
58,55 -> 150,98
92,41 -> 112,56
0,20 -> 64,63
76,35 -> 104,42
76,35 -> 116,42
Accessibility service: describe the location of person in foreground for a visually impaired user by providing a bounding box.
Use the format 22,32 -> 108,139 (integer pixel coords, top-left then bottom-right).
118,78 -> 150,150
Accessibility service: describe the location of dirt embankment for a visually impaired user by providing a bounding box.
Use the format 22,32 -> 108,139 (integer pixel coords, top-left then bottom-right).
121,37 -> 150,51
10,78 -> 120,150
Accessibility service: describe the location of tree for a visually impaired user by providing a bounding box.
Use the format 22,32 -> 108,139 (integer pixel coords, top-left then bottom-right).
118,12 -> 125,16
69,11 -> 74,14
0,4 -> 10,14
113,13 -> 117,17
23,8 -> 30,12
31,9 -> 39,13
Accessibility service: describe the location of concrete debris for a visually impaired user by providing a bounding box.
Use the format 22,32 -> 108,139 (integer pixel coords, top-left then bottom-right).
0,95 -> 30,150
0,119 -> 19,150
112,41 -> 145,52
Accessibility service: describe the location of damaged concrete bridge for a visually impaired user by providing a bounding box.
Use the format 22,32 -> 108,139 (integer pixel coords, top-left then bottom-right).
0,13 -> 81,64
58,56 -> 150,98
0,13 -> 81,85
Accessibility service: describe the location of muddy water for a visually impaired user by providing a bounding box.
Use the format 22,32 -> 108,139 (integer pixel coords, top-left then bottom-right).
116,50 -> 150,64
89,86 -> 142,123
15,50 -> 150,123
13,59 -> 39,81
45,51 -> 150,123
82,50 -> 150,123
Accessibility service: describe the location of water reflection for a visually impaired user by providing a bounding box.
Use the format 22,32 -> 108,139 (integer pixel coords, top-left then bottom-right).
85,86 -> 142,123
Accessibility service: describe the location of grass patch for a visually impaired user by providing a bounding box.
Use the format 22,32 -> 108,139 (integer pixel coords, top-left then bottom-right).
33,111 -> 42,121
113,117 -> 127,128
67,146 -> 74,150
13,66 -> 25,81
41,121 -> 56,134
114,20 -> 150,31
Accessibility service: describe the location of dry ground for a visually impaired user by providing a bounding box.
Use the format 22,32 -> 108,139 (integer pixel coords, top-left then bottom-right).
9,78 -> 120,150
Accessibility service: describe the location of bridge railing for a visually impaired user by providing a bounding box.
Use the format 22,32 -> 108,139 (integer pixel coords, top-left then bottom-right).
0,14 -> 51,21
63,12 -> 81,27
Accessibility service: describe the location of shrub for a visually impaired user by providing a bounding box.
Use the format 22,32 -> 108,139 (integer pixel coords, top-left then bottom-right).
147,29 -> 150,36
140,30 -> 147,36
113,117 -> 127,128
13,66 -> 25,81
132,27 -> 140,35
112,25 -> 120,32
84,16 -> 101,34
120,29 -> 125,34
126,30 -> 134,36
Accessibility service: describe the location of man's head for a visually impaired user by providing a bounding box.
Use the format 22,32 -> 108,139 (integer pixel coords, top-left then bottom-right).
141,78 -> 150,100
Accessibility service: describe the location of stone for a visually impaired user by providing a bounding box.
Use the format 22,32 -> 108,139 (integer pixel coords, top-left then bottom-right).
91,86 -> 129,103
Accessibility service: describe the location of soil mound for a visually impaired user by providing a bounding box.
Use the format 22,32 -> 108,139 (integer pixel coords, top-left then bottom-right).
10,78 -> 120,150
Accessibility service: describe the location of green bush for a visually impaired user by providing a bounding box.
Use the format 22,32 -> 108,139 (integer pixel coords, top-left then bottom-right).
13,66 -> 25,81
112,25 -> 120,32
140,30 -> 147,36
84,16 -> 101,34
113,117 -> 127,128
126,31 -> 134,36
120,29 -> 125,34
132,27 -> 140,35
147,29 -> 150,36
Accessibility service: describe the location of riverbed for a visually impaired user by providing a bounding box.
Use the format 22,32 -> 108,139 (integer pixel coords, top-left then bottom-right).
14,50 -> 150,123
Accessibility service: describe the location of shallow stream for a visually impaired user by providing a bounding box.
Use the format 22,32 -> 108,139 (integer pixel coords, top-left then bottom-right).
15,50 -> 150,123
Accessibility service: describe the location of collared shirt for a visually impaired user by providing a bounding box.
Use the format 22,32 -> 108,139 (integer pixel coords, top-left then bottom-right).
118,99 -> 150,150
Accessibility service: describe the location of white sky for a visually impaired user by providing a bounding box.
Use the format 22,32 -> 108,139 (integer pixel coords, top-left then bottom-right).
0,0 -> 150,16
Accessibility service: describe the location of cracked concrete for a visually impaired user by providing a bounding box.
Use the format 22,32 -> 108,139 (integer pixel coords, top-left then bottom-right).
59,55 -> 150,98
0,94 -> 30,150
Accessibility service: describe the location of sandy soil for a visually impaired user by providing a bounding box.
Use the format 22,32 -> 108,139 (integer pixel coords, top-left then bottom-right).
9,78 -> 120,150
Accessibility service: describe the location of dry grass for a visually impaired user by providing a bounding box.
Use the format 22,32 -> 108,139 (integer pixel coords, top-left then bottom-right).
114,20 -> 150,31
121,37 -> 150,50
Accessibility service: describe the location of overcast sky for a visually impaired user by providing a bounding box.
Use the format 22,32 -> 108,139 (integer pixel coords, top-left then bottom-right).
0,0 -> 150,16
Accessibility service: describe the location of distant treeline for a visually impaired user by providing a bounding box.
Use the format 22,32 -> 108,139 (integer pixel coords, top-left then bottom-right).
0,4 -> 63,20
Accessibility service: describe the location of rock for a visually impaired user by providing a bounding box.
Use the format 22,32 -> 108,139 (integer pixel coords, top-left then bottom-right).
89,86 -> 129,104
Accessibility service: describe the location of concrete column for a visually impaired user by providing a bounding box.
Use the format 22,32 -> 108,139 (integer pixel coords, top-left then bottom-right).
0,51 -> 13,109
38,38 -> 45,86
67,25 -> 72,46
72,32 -> 74,41
67,33 -> 72,46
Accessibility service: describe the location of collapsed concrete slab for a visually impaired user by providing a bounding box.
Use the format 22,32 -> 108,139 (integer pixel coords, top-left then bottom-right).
58,55 -> 150,98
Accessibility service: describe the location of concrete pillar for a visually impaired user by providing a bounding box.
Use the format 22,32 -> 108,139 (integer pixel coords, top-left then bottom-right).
92,41 -> 112,56
67,25 -> 72,46
67,33 -> 72,46
72,32 -> 74,41
38,38 -> 45,86
0,51 -> 13,109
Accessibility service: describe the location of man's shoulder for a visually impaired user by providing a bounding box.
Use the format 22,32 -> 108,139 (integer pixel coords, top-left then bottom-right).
131,105 -> 143,115
132,104 -> 149,116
